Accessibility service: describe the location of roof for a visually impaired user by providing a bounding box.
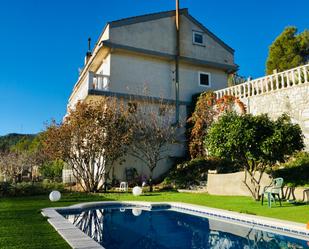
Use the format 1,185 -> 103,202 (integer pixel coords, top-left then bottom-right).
107,8 -> 234,54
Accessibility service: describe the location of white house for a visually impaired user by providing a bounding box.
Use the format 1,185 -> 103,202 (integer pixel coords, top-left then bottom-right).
66,8 -> 237,183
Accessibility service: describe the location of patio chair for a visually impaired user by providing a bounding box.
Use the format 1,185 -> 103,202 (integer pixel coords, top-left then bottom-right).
119,181 -> 128,192
261,178 -> 284,207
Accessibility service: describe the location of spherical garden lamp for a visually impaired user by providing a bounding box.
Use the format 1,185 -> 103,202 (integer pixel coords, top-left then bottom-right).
49,190 -> 61,202
132,186 -> 142,196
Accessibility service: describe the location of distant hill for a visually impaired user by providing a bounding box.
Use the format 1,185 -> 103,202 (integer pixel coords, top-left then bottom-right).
0,133 -> 36,152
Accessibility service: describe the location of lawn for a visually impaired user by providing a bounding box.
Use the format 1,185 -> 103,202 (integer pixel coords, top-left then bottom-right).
0,191 -> 308,249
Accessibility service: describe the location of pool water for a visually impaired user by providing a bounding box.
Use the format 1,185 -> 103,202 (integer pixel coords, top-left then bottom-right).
62,207 -> 308,249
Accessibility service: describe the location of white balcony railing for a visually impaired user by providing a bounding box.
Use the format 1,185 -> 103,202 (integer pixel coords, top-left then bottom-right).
88,71 -> 110,91
68,71 -> 110,110
215,63 -> 309,99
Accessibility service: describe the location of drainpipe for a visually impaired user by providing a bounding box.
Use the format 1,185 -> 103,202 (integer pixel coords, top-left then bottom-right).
175,0 -> 180,124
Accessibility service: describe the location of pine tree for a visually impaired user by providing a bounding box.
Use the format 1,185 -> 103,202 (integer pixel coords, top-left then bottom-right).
266,27 -> 309,75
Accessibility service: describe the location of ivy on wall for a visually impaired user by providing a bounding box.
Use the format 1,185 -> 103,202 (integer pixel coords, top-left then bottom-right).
187,91 -> 246,159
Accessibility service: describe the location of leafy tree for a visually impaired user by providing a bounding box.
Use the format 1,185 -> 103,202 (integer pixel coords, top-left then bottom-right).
39,159 -> 64,181
42,98 -> 132,192
205,112 -> 304,200
266,27 -> 309,75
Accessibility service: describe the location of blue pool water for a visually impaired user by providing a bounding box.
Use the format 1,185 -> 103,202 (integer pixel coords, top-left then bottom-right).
61,206 -> 308,249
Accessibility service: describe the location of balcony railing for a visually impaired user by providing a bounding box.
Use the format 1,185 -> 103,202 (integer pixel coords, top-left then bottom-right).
88,71 -> 110,91
215,63 -> 309,99
68,71 -> 110,110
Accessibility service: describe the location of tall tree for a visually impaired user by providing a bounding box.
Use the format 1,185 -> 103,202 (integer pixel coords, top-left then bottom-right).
42,98 -> 132,192
129,100 -> 178,192
266,27 -> 309,75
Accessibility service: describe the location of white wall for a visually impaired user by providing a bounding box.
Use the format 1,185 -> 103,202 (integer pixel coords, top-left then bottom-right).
180,15 -> 234,65
109,14 -> 234,66
110,51 -> 173,99
110,52 -> 228,102
95,54 -> 111,76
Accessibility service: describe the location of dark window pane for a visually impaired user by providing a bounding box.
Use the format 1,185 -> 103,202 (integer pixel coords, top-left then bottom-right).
200,74 -> 209,86
194,33 -> 203,44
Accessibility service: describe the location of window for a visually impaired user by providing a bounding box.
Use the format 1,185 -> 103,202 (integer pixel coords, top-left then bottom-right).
193,31 -> 204,45
128,102 -> 137,113
199,72 -> 211,87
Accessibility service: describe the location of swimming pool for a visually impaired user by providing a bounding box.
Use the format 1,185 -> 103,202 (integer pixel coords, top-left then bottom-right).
42,202 -> 309,249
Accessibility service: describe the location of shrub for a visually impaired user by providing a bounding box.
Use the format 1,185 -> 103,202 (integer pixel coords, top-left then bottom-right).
0,181 -> 65,197
163,157 -> 238,189
271,152 -> 309,186
0,182 -> 12,197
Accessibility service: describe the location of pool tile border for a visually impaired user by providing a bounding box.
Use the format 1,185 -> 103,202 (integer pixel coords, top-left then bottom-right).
42,201 -> 309,249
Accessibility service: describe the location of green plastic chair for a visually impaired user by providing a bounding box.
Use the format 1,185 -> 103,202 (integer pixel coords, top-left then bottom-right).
261,178 -> 284,207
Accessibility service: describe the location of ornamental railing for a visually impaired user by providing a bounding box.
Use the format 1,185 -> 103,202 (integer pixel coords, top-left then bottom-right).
68,71 -> 110,110
215,63 -> 309,99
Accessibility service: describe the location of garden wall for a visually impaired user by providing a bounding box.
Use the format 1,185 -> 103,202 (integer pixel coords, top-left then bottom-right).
207,171 -> 307,200
241,83 -> 309,150
207,171 -> 271,196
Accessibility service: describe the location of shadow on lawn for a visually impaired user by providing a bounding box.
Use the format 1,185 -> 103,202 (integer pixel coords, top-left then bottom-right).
142,193 -> 161,196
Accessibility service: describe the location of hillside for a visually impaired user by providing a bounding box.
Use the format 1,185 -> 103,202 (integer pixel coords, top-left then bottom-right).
0,133 -> 36,152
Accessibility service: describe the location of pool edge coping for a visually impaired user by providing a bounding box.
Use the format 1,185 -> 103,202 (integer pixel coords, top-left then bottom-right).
42,201 -> 309,249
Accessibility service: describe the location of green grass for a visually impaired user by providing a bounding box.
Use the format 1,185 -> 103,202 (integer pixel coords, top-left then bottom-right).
0,191 -> 308,249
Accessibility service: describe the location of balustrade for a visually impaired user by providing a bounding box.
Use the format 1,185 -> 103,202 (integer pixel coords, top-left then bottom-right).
215,64 -> 309,99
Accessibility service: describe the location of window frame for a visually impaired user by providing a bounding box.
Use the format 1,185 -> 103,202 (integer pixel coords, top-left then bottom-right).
198,71 -> 211,87
192,31 -> 205,46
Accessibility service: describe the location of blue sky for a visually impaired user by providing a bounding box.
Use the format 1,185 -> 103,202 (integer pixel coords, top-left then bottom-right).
0,0 -> 308,135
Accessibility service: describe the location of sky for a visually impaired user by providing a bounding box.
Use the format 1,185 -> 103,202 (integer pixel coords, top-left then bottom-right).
0,0 -> 308,135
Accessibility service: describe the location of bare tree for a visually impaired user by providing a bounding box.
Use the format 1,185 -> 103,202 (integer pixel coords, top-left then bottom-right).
42,97 -> 132,192
129,99 -> 179,191
0,151 -> 28,183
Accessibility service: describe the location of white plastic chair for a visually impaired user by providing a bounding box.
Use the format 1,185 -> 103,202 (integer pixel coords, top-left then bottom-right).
119,182 -> 128,192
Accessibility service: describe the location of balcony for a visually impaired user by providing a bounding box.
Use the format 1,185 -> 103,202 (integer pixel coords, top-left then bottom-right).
68,71 -> 110,110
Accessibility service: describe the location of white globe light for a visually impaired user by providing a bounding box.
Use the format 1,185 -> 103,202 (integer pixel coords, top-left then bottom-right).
49,190 -> 61,202
132,208 -> 142,216
132,186 -> 142,196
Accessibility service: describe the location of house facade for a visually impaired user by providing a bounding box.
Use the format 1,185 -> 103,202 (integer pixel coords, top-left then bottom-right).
66,8 -> 237,182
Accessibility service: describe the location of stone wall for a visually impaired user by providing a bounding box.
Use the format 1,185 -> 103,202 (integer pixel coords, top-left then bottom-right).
241,83 -> 309,150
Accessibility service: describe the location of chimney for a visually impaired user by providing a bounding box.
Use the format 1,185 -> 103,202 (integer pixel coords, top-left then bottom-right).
84,37 -> 92,65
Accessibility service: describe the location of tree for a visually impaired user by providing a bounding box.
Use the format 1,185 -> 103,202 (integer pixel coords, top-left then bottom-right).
0,151 -> 28,183
42,98 -> 132,192
188,92 -> 246,159
10,136 -> 44,181
266,27 -> 309,75
39,159 -> 64,181
205,112 -> 304,200
129,100 -> 178,192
